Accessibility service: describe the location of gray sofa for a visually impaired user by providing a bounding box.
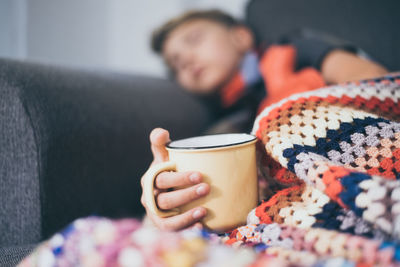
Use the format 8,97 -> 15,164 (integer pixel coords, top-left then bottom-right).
0,59 -> 211,266
1,0 -> 400,265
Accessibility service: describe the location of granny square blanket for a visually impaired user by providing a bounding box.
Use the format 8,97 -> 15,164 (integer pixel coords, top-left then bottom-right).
20,74 -> 400,267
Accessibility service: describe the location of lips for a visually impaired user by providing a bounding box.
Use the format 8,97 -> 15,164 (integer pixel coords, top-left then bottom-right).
192,67 -> 204,80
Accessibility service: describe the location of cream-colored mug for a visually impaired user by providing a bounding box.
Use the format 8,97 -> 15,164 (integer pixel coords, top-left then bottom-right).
142,133 -> 258,232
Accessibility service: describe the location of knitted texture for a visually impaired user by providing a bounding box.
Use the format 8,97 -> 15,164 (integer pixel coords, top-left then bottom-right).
237,74 -> 400,265
20,75 -> 400,267
225,74 -> 400,266
252,75 -> 400,238
18,217 -> 259,267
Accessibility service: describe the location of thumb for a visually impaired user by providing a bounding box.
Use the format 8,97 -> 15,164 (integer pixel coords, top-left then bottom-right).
150,128 -> 171,164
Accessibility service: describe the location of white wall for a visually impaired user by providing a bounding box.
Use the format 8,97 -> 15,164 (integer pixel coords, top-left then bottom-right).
0,0 -> 248,77
107,0 -> 184,76
26,0 -> 111,69
0,0 -> 26,59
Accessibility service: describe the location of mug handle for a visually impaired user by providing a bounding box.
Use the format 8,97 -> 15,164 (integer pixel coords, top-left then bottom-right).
142,161 -> 180,217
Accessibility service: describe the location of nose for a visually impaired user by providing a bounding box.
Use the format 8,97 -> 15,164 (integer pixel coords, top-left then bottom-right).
180,51 -> 196,70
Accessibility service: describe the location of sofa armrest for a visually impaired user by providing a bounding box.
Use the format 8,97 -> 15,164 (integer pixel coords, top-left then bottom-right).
0,244 -> 36,267
0,74 -> 41,247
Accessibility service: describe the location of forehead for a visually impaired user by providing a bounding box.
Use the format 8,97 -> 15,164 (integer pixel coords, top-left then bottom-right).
162,19 -> 226,54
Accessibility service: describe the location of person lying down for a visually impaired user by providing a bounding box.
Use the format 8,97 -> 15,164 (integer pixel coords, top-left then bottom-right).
19,9 -> 400,267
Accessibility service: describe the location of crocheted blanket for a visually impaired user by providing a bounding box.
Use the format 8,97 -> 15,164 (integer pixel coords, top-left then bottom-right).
20,75 -> 400,267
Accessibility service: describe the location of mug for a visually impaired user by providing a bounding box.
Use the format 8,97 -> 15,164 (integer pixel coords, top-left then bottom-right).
142,133 -> 258,232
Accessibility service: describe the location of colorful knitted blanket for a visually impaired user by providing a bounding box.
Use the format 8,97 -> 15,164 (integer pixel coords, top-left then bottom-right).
20,74 -> 400,267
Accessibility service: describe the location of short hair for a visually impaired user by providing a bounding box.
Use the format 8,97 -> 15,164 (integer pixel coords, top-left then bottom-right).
151,9 -> 242,54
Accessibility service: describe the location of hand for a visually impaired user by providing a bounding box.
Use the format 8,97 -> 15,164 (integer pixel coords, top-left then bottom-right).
140,128 -> 210,231
321,49 -> 388,84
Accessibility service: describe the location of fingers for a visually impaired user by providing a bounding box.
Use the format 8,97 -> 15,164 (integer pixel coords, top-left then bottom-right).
155,171 -> 202,189
156,183 -> 210,210
141,194 -> 145,208
143,127 -> 209,231
148,207 -> 207,231
150,128 -> 170,164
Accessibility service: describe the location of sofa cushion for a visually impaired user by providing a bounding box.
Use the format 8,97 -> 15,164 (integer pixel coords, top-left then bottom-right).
246,0 -> 400,71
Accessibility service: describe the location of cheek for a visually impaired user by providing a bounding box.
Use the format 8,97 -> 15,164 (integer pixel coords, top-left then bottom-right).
201,38 -> 241,74
178,69 -> 219,94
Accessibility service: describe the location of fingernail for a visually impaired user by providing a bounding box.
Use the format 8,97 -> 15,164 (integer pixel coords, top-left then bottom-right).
189,172 -> 201,182
192,209 -> 203,219
196,185 -> 207,195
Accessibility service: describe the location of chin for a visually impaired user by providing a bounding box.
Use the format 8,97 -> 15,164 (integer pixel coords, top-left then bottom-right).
200,74 -> 228,93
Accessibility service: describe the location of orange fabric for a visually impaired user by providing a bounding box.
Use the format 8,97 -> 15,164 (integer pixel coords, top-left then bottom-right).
220,72 -> 246,107
257,45 -> 326,113
321,166 -> 349,208
225,238 -> 238,245
255,184 -> 304,224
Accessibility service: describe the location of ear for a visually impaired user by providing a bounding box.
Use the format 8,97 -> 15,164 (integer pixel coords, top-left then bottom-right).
230,25 -> 254,52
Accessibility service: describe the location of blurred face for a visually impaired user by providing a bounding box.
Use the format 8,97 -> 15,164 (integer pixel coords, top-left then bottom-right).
162,19 -> 253,94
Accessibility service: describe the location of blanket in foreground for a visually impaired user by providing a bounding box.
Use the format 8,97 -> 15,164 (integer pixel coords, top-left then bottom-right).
20,75 -> 400,267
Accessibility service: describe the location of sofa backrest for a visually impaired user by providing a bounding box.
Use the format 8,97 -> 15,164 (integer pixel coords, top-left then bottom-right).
246,0 -> 400,71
